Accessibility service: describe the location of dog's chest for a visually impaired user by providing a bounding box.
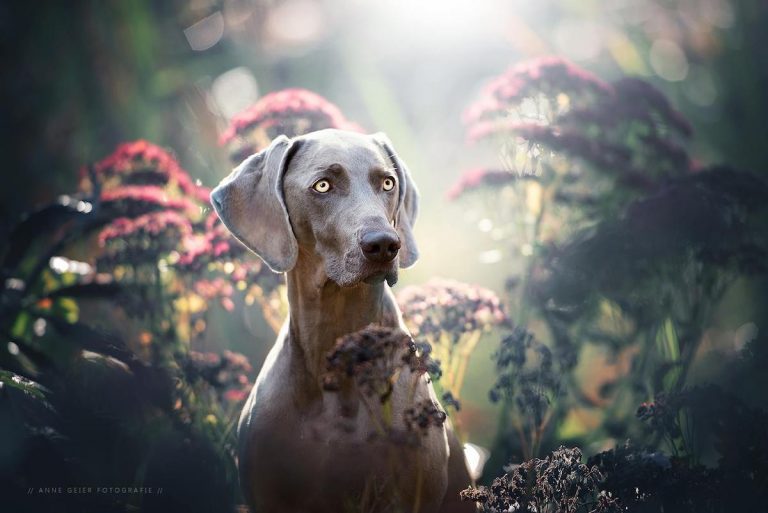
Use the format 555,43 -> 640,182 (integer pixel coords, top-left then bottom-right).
238,369 -> 449,512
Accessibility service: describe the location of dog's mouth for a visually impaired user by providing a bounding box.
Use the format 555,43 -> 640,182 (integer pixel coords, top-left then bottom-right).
362,269 -> 398,287
335,264 -> 397,288
359,256 -> 399,287
326,249 -> 399,288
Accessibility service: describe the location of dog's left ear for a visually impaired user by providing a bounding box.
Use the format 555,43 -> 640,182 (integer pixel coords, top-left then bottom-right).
372,132 -> 420,268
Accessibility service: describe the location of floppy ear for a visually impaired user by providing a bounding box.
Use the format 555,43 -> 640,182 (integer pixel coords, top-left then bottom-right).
210,135 -> 299,273
372,132 -> 420,268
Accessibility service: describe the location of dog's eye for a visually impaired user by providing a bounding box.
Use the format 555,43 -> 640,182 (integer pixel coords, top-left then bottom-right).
312,179 -> 332,193
382,177 -> 396,191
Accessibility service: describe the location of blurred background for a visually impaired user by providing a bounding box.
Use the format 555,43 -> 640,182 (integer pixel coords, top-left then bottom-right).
2,1 -> 768,512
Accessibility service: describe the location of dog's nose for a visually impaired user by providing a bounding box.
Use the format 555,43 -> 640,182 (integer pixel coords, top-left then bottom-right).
360,230 -> 401,263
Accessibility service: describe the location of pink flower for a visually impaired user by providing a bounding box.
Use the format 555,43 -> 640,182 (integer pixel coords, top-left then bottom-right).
176,234 -> 212,267
219,88 -> 364,158
98,210 -> 193,246
100,185 -> 200,217
220,297 -> 235,312
446,168 -> 518,200
224,389 -> 248,402
463,57 -> 612,125
397,278 -> 508,339
82,140 -> 211,211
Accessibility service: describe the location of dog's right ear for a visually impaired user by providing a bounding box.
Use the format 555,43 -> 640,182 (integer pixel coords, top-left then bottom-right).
210,135 -> 299,273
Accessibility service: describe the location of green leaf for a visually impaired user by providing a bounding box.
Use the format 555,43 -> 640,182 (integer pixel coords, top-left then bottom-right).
0,370 -> 49,400
9,311 -> 31,339
51,297 -> 79,324
1,203 -> 88,270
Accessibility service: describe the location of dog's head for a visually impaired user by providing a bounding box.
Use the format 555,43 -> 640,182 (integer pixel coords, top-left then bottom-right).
210,129 -> 419,287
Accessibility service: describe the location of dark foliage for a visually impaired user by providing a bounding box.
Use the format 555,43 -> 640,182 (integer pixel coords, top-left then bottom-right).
466,386 -> 768,513
0,168 -> 243,512
461,446 -> 619,513
590,388 -> 768,512
490,327 -> 559,407
535,167 -> 768,316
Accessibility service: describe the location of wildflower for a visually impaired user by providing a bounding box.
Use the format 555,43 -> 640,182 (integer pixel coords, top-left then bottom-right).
461,446 -> 616,513
81,140 -> 209,203
100,185 -> 200,218
466,119 -> 553,145
85,139 -> 285,333
404,399 -> 447,435
401,339 -> 443,381
323,325 -> 412,403
463,56 -> 611,126
398,279 -> 507,398
222,349 -> 252,371
459,57 -> 692,204
488,327 -> 561,460
86,141 -> 211,270
175,212 -> 275,278
184,349 -> 253,404
84,139 -> 209,223
97,211 -> 195,268
636,399 -> 666,423
490,327 -> 558,407
441,391 -> 461,412
397,278 -> 507,340
98,211 -> 193,246
223,389 -> 248,402
219,88 -> 364,162
446,168 -> 519,201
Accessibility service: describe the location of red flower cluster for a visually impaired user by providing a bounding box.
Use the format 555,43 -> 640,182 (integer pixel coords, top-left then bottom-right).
99,186 -> 200,218
176,212 -> 237,269
446,167 -> 520,201
99,210 -> 193,246
84,139 -> 282,326
173,210 -> 281,302
85,141 -> 211,267
454,58 -> 693,203
466,119 -> 553,145
463,56 -> 611,127
219,88 -> 364,162
83,140 -> 210,204
84,141 -> 207,222
184,349 -> 253,404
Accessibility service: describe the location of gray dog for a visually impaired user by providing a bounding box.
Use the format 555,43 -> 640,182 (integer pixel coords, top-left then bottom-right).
211,129 -> 474,513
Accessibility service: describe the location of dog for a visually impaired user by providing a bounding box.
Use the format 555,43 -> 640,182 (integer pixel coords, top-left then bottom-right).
211,129 -> 474,512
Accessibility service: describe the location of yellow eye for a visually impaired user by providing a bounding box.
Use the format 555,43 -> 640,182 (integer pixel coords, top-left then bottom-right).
383,177 -> 396,191
312,179 -> 331,193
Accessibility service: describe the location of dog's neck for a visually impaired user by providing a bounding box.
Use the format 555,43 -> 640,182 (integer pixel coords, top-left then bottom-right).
285,252 -> 401,392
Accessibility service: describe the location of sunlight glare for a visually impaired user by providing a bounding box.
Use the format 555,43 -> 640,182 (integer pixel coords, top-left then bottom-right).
463,442 -> 490,481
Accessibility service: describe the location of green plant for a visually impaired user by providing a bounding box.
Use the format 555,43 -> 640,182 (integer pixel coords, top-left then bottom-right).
453,57 -> 768,473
